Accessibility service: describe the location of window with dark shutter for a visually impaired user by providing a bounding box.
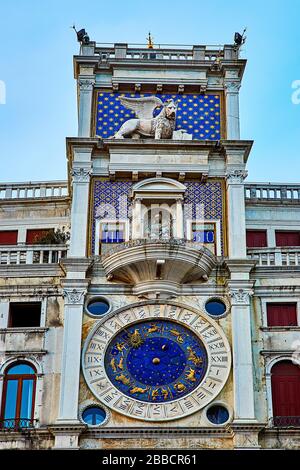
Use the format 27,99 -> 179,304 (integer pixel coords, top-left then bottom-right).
275,231 -> 300,247
246,230 -> 267,247
0,231 -> 18,245
26,229 -> 52,244
271,361 -> 300,426
267,303 -> 297,327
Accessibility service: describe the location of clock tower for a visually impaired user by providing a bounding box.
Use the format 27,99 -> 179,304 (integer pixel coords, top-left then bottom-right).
54,36 -> 258,449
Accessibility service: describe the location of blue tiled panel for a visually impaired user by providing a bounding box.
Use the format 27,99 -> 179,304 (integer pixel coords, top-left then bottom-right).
91,180 -> 224,254
96,92 -> 221,140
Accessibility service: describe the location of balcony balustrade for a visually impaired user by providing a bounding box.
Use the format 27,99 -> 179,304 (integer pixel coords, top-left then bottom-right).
100,238 -> 216,295
0,181 -> 68,200
247,247 -> 300,267
245,183 -> 300,202
0,418 -> 37,431
0,244 -> 68,265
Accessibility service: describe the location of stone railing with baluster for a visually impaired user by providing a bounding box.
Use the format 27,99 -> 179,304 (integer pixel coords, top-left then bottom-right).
80,42 -> 237,62
245,183 -> 300,203
0,244 -> 68,265
0,181 -> 68,201
100,238 -> 214,261
247,247 -> 300,267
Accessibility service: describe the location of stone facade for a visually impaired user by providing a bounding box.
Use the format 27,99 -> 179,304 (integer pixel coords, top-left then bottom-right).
0,40 -> 299,450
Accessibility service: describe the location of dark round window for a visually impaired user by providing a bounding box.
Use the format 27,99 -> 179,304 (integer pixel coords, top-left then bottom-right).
205,299 -> 226,317
82,406 -> 107,426
206,405 -> 229,425
87,298 -> 110,316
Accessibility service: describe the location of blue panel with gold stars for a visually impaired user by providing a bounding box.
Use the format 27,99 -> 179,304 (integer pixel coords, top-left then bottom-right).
105,319 -> 208,403
96,92 -> 221,140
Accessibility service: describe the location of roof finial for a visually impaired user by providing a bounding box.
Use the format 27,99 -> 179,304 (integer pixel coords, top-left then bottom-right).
147,32 -> 154,49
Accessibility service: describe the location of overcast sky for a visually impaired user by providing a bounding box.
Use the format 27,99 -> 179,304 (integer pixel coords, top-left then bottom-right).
0,0 -> 299,183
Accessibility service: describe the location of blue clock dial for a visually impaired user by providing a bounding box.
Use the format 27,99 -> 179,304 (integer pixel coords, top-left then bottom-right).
105,319 -> 208,402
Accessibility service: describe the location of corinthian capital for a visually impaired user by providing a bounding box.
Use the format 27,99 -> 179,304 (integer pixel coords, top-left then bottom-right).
63,288 -> 86,305
229,288 -> 253,305
224,80 -> 241,93
226,169 -> 248,183
78,78 -> 95,92
71,167 -> 92,183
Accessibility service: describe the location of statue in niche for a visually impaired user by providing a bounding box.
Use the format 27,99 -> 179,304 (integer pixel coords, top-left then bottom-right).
112,96 -> 191,140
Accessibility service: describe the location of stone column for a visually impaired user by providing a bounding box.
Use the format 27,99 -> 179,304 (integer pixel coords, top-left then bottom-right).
69,147 -> 93,257
229,284 -> 256,422
224,81 -> 241,140
226,170 -> 248,258
132,198 -> 142,239
175,198 -> 184,238
78,78 -> 95,137
57,286 -> 87,424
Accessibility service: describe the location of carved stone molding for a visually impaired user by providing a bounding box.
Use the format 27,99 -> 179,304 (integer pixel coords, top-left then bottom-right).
71,168 -> 92,183
78,79 -> 95,92
229,288 -> 253,305
226,169 -> 248,184
224,80 -> 241,93
63,288 -> 86,305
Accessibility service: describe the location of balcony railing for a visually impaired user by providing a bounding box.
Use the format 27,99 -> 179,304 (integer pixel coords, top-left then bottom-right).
247,247 -> 300,267
272,416 -> 300,427
245,183 -> 300,202
100,237 -> 212,260
0,244 -> 68,265
80,42 -> 238,62
0,418 -> 37,431
0,181 -> 68,200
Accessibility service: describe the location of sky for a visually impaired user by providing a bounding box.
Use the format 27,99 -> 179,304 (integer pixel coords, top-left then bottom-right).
0,0 -> 299,183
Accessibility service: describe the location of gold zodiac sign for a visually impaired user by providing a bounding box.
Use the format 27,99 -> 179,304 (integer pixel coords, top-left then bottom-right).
110,357 -> 117,372
170,329 -> 184,344
116,342 -> 126,352
115,374 -> 130,386
147,323 -> 160,334
152,389 -> 159,400
174,382 -> 186,392
130,386 -> 148,394
185,367 -> 196,382
161,388 -> 169,400
128,329 -> 144,348
187,347 -> 203,366
117,357 -> 124,370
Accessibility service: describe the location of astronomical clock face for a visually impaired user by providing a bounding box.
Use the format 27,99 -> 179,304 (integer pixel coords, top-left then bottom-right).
82,303 -> 231,422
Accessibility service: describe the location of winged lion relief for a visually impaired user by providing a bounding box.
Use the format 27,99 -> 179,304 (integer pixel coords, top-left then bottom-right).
111,96 -> 192,140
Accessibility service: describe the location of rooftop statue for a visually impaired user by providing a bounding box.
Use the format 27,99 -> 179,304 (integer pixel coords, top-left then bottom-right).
112,96 -> 191,140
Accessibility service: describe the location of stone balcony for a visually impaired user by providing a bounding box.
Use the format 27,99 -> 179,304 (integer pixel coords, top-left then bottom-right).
101,238 -> 217,296
247,247 -> 300,267
0,244 -> 68,265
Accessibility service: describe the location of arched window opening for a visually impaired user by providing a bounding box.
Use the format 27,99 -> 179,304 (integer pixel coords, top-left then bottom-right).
271,360 -> 300,427
143,206 -> 174,240
0,362 -> 37,430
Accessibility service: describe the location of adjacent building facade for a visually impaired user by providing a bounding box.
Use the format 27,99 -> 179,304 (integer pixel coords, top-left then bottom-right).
0,38 -> 300,450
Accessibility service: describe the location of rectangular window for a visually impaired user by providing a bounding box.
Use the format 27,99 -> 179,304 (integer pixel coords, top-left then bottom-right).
26,229 -> 53,244
275,231 -> 300,247
246,230 -> 267,247
99,222 -> 125,255
100,222 -> 125,244
191,222 -> 216,254
267,303 -> 297,327
0,230 -> 18,245
8,302 -> 41,328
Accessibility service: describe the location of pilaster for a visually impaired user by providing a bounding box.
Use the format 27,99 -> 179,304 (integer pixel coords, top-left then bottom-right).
69,146 -> 93,257
224,78 -> 241,139
225,259 -> 257,423
78,75 -> 95,137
